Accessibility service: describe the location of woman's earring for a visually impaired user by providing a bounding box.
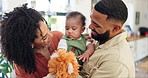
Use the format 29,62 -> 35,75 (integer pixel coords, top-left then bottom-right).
31,44 -> 34,48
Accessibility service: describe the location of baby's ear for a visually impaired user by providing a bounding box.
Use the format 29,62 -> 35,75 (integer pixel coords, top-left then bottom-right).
81,27 -> 85,33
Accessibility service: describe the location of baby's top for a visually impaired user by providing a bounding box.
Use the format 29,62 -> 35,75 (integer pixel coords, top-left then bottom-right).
58,35 -> 90,50
57,34 -> 90,65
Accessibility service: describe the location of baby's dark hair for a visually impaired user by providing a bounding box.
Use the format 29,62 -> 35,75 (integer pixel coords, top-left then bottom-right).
0,4 -> 45,73
66,11 -> 86,26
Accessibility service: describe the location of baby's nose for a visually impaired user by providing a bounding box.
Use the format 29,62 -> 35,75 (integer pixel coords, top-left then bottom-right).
68,29 -> 73,33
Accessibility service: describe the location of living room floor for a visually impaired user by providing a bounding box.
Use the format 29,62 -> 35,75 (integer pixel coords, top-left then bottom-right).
135,56 -> 148,78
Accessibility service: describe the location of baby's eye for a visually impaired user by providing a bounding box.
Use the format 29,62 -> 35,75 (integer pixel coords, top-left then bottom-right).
72,28 -> 76,30
66,28 -> 69,30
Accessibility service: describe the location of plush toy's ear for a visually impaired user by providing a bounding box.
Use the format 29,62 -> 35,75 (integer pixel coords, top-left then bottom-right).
68,63 -> 74,74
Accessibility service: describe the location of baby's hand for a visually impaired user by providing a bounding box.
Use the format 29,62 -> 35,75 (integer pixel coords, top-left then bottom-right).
77,53 -> 90,62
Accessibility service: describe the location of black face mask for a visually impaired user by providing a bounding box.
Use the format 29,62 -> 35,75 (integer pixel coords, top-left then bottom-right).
91,30 -> 110,42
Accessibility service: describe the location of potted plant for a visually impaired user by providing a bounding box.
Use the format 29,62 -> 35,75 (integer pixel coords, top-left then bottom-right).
0,52 -> 13,78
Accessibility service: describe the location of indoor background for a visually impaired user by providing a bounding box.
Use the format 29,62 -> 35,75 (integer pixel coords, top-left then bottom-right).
0,0 -> 148,78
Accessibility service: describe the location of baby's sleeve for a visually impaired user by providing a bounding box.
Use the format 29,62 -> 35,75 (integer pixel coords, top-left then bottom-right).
57,38 -> 67,50
86,40 -> 91,46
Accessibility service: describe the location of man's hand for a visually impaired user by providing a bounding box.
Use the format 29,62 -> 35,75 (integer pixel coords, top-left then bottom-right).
84,33 -> 94,43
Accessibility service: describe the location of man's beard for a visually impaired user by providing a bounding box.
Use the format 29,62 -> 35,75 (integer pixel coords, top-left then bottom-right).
91,30 -> 110,42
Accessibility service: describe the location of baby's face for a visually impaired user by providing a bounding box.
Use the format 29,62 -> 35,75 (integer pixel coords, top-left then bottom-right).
65,19 -> 85,40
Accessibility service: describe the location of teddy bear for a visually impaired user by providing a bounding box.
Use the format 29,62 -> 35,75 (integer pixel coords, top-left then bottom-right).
43,49 -> 80,78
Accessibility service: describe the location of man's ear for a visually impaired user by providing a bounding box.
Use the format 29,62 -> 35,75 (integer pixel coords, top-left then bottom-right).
113,25 -> 121,32
81,27 -> 85,33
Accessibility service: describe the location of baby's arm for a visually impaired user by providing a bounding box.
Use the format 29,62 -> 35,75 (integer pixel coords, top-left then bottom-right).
77,43 -> 95,62
57,38 -> 67,50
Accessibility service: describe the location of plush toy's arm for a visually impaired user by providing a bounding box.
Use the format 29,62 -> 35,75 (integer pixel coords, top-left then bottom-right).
50,52 -> 59,59
43,73 -> 56,78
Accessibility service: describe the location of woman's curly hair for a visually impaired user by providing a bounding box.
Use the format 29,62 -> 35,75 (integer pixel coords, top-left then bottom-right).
0,4 -> 44,73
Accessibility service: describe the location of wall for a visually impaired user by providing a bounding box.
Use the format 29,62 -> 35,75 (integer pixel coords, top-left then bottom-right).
123,0 -> 148,32
2,0 -> 148,33
0,0 -> 2,12
73,0 -> 148,33
72,0 -> 91,33
2,0 -> 27,12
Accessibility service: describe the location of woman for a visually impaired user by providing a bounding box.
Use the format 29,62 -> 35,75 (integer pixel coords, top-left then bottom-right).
0,4 -> 63,78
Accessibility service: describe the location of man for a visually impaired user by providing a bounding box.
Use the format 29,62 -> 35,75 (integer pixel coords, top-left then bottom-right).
80,0 -> 135,78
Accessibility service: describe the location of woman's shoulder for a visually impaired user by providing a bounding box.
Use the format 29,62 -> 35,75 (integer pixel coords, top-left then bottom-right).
51,31 -> 63,35
51,31 -> 64,38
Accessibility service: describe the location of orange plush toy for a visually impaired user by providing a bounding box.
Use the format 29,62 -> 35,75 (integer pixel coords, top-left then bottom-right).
43,49 -> 80,78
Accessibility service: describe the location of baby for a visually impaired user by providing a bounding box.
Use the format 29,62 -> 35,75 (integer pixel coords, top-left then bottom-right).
58,11 -> 94,68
